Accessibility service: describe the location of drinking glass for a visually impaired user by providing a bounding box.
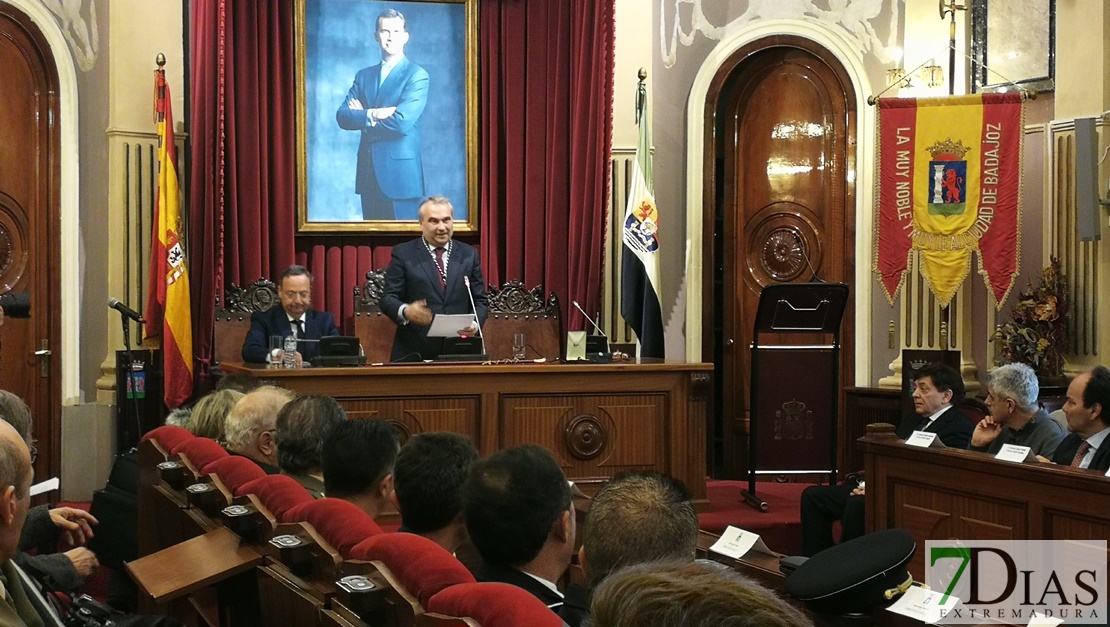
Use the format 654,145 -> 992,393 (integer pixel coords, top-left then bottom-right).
512,333 -> 526,360
268,335 -> 284,368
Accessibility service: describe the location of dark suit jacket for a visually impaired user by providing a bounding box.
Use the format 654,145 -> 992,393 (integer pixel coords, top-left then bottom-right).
1051,431 -> 1110,471
379,238 -> 488,361
241,306 -> 339,363
478,562 -> 586,627
895,406 -> 973,449
336,57 -> 429,202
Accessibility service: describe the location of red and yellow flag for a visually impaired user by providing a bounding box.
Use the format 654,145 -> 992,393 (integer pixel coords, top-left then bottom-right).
874,93 -> 1022,308
144,70 -> 194,408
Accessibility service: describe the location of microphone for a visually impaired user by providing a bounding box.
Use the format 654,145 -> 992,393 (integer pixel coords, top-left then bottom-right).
462,276 -> 486,356
572,301 -> 607,337
108,297 -> 145,323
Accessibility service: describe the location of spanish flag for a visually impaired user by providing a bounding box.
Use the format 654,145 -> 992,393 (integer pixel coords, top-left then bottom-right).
144,70 -> 193,408
874,93 -> 1022,308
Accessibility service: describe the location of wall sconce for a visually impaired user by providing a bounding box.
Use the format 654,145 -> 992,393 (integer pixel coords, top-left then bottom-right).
886,62 -> 945,89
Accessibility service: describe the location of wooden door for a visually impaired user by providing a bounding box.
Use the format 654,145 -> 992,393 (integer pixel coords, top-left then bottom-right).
0,6 -> 63,482
706,38 -> 856,478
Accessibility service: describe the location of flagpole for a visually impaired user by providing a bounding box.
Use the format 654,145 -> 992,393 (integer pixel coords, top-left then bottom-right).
635,68 -> 646,125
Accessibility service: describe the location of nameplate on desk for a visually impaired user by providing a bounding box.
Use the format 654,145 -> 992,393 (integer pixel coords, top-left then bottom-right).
709,525 -> 775,560
887,585 -> 958,624
906,431 -> 944,448
995,444 -> 1037,464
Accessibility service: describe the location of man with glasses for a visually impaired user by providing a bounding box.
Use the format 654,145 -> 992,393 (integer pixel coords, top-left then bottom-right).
242,265 -> 339,364
971,362 -> 1064,457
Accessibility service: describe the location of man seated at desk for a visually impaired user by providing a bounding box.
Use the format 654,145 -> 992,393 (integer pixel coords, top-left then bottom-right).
379,196 -> 488,361
1041,365 -> 1110,471
970,362 -> 1064,458
242,265 -> 339,364
800,362 -> 973,556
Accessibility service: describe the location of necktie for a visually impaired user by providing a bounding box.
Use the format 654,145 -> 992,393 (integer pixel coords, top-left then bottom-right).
1070,441 -> 1091,468
293,319 -> 304,340
434,247 -> 447,292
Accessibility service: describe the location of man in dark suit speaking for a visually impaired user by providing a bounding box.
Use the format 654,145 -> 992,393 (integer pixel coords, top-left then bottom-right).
336,8 -> 429,221
242,265 -> 339,364
800,362 -> 973,556
379,196 -> 487,361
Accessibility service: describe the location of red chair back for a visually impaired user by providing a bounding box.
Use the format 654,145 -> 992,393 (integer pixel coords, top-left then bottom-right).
282,498 -> 383,558
237,474 -> 314,518
351,533 -> 475,607
177,437 -> 230,471
203,456 -> 267,492
141,425 -> 194,453
427,583 -> 563,627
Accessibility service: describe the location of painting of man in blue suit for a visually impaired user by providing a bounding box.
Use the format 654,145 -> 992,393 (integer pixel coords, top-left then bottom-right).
336,9 -> 429,221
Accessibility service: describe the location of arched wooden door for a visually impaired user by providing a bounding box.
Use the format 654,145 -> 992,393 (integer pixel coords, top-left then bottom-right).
0,5 -> 63,482
703,36 -> 856,478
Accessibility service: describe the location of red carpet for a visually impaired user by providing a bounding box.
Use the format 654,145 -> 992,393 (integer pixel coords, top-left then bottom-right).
698,480 -> 812,557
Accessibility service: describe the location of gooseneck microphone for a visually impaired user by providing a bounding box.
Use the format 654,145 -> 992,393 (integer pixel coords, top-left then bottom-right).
572,300 -> 607,337
108,297 -> 145,323
462,276 -> 487,356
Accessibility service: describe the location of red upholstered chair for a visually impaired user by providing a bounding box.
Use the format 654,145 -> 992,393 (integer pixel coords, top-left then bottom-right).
141,425 -> 194,454
282,498 -> 383,559
237,474 -> 314,519
350,533 -> 475,607
427,583 -> 563,627
176,437 -> 230,473
202,456 -> 267,493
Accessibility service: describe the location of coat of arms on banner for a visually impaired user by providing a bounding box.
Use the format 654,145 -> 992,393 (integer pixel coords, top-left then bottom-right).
928,139 -> 969,217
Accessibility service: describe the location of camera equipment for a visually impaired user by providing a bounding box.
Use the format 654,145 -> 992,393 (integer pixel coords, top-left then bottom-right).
0,291 -> 30,319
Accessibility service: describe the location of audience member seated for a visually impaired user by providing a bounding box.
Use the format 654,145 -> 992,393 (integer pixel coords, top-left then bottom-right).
971,363 -> 1064,457
579,471 -> 698,590
321,418 -> 398,518
800,362 -> 972,557
391,432 -> 478,553
1045,366 -> 1110,471
274,394 -> 346,498
224,385 -> 296,474
186,389 -> 244,442
0,416 -> 180,626
463,445 -> 587,626
162,406 -> 192,429
587,561 -> 812,627
214,372 -> 263,394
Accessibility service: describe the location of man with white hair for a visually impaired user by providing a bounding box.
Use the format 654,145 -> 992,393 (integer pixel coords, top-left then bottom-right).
223,385 -> 296,474
971,362 -> 1064,458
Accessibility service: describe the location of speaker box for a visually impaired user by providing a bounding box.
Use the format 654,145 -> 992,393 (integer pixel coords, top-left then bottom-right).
1074,116 -> 1102,242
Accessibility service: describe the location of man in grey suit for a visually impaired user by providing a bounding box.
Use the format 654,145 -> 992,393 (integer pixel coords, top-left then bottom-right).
379,196 -> 487,360
337,8 -> 429,221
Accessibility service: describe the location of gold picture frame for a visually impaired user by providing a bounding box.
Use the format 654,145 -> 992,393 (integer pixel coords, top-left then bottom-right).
295,0 -> 478,233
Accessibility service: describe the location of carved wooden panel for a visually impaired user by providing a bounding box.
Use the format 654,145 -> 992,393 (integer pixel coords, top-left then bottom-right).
344,398 -> 480,445
499,394 -> 666,484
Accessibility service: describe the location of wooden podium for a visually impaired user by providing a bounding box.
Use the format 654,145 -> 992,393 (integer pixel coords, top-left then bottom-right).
223,359 -> 713,507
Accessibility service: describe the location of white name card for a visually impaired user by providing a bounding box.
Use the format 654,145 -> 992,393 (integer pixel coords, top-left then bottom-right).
906,430 -> 945,448
709,525 -> 776,560
29,477 -> 59,497
1028,611 -> 1065,626
887,585 -> 959,624
995,444 -> 1037,464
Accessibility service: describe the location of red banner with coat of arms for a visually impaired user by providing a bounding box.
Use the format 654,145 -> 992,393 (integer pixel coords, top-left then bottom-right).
874,93 -> 1023,308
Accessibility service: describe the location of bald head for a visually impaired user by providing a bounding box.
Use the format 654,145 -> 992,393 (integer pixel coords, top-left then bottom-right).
0,420 -> 31,564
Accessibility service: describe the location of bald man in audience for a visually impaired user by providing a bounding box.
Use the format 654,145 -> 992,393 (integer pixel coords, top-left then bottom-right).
322,419 -> 398,518
579,471 -> 699,591
391,432 -> 478,553
274,395 -> 346,498
464,445 -> 587,626
971,363 -> 1064,458
1044,366 -> 1110,471
224,385 -> 296,474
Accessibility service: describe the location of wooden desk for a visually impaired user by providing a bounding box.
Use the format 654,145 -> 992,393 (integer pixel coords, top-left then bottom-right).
224,360 -> 713,507
861,425 -> 1110,580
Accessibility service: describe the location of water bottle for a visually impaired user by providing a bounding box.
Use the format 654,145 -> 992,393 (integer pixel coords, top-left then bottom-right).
282,335 -> 297,369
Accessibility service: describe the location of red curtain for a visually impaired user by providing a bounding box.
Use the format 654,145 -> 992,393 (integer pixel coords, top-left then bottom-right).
188,0 -> 614,377
479,0 -> 614,328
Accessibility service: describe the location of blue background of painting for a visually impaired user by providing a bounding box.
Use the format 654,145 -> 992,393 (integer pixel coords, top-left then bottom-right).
305,0 -> 468,222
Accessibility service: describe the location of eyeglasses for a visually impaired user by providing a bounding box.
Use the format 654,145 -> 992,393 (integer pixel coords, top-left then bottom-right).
29,444 -> 37,464
282,291 -> 311,300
